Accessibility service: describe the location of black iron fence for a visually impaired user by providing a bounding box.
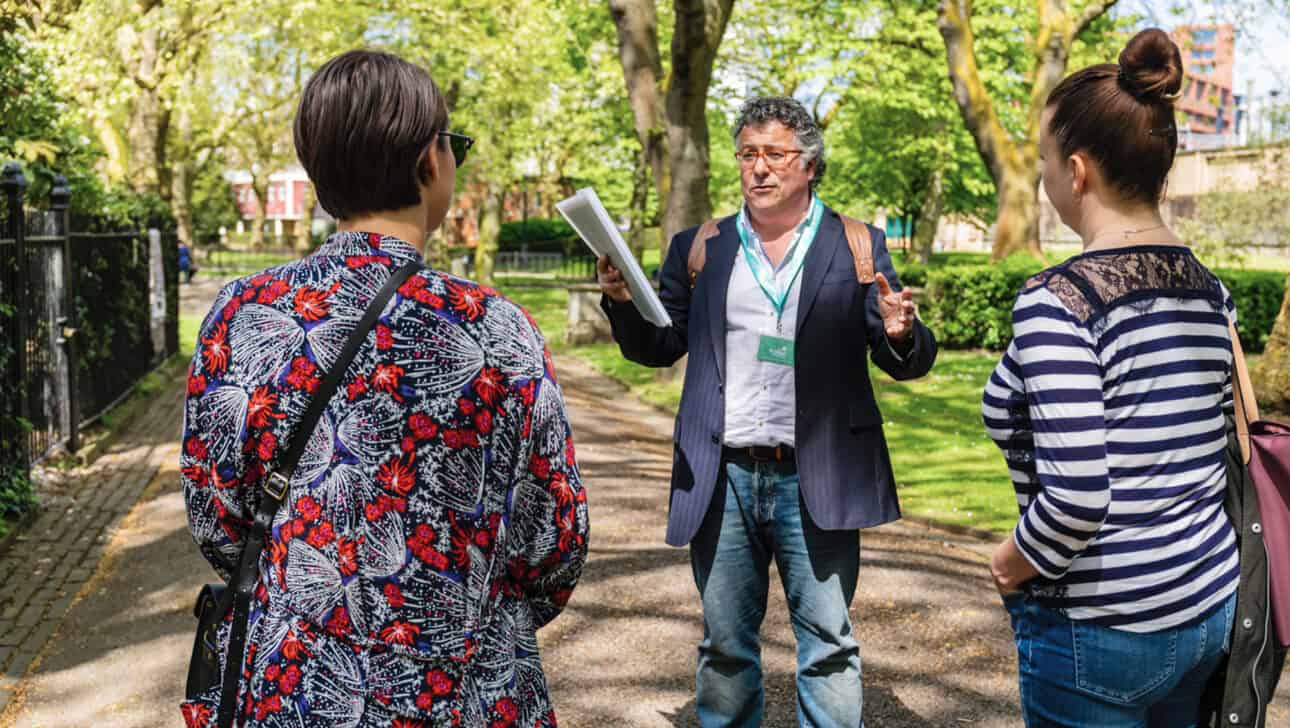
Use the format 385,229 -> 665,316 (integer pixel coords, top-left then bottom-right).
495,250 -> 597,279
0,162 -> 178,481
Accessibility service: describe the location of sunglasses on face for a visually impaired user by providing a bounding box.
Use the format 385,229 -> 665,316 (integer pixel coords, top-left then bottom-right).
438,131 -> 474,166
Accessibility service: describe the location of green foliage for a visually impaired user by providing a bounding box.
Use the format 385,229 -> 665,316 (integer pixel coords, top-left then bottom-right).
1215,268 -> 1287,354
919,259 -> 1285,353
498,218 -> 579,254
0,300 -> 34,523
922,257 -> 1046,350
190,163 -> 239,244
812,2 -> 996,225
1174,176 -> 1290,268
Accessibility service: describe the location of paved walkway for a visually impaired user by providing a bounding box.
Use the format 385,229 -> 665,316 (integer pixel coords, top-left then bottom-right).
0,278 -> 1284,726
0,361 -> 183,716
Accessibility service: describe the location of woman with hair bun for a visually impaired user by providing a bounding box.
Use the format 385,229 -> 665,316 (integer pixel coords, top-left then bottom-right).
980,28 -> 1265,726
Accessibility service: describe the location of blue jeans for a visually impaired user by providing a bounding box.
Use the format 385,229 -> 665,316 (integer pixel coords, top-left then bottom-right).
1003,591 -> 1236,727
689,457 -> 863,728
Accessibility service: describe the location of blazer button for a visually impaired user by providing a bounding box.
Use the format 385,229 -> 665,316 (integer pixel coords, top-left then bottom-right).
711,434 -> 720,444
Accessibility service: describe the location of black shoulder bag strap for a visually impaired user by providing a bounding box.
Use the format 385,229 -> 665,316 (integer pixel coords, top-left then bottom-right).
215,261 -> 422,728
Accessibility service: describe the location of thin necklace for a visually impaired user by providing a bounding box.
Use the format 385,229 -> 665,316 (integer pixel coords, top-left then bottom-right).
1084,223 -> 1170,251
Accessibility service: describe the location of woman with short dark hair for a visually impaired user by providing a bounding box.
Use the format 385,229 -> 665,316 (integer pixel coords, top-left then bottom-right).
180,49 -> 587,727
982,29 -> 1241,726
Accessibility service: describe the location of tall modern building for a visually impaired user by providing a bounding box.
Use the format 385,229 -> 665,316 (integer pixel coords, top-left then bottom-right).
1170,25 -> 1243,147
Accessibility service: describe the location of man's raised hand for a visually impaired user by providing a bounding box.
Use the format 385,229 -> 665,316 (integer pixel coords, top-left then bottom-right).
875,272 -> 916,344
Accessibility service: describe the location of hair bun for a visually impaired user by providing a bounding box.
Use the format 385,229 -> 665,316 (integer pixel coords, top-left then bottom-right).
1118,28 -> 1184,104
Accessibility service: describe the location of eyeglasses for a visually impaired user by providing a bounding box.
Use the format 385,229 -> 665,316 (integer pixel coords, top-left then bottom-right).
439,131 -> 474,166
735,147 -> 804,170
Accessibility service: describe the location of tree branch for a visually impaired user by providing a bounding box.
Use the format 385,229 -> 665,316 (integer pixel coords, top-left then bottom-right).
1074,0 -> 1119,38
937,0 -> 1014,184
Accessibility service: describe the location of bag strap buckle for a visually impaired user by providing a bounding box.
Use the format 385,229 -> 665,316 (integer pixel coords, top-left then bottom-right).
263,472 -> 290,502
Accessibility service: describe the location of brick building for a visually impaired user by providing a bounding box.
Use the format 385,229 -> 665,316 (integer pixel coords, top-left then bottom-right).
1171,25 -> 1244,146
226,166 -> 323,240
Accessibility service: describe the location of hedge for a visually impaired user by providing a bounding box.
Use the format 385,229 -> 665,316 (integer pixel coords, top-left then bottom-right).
921,261 -> 1285,353
922,258 -> 1044,350
498,218 -> 579,255
1214,268 -> 1286,354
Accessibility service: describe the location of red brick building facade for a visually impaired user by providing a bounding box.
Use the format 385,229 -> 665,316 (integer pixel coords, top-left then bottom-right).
1171,25 -> 1240,140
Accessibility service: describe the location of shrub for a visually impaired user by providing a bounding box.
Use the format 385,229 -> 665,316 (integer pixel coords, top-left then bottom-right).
922,257 -> 1045,350
897,263 -> 928,289
920,259 -> 1285,352
498,218 -> 579,255
1215,268 -> 1286,354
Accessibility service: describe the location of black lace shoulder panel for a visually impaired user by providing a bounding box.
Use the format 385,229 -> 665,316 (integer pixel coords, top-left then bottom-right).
1041,247 -> 1220,325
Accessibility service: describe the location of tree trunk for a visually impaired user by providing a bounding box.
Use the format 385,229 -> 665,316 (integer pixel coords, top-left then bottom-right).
126,88 -> 171,198
124,17 -> 172,199
171,102 -> 196,247
1254,276 -> 1290,415
660,0 -> 733,252
994,160 -> 1043,259
475,183 -> 502,286
171,159 -> 195,247
627,146 -> 651,263
937,0 -> 1118,261
609,0 -> 668,253
294,183 -> 315,253
913,169 -> 946,264
611,0 -> 734,260
250,175 -> 268,249
94,116 -> 129,186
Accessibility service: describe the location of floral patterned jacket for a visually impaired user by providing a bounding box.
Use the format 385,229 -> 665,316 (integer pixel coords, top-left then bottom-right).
180,232 -> 588,728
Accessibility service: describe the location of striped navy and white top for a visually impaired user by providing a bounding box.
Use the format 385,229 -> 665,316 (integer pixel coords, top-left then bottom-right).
982,246 -> 1239,632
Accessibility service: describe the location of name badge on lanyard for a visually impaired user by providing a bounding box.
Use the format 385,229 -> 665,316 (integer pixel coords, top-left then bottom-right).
738,196 -> 823,369
757,334 -> 795,366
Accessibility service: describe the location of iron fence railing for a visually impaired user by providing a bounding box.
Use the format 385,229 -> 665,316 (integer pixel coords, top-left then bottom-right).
0,162 -> 178,472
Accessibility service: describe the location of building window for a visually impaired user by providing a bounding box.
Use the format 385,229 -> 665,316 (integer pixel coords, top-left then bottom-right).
1191,48 -> 1215,60
1191,28 -> 1217,44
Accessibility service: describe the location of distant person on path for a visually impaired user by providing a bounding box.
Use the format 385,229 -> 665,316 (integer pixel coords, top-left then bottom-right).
178,241 -> 196,283
180,49 -> 587,727
597,96 -> 937,727
981,28 -> 1280,726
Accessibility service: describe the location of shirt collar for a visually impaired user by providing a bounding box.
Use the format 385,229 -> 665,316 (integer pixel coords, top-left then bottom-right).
739,195 -> 817,241
737,195 -> 818,266
316,231 -> 424,267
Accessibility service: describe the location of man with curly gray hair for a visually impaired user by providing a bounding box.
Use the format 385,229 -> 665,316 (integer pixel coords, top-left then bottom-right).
597,95 -> 937,727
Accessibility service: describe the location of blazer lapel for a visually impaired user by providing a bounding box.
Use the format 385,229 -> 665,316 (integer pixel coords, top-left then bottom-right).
795,208 -> 845,332
702,217 -> 739,384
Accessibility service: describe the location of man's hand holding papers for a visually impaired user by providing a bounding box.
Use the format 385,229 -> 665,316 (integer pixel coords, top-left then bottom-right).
556,188 -> 670,327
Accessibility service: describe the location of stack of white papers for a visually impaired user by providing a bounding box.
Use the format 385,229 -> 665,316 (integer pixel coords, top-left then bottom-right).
555,188 -> 672,328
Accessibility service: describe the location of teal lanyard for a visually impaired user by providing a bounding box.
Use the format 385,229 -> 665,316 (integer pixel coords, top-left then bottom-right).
736,195 -> 823,332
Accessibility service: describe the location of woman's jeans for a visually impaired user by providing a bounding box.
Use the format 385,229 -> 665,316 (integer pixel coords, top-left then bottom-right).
689,457 -> 863,728
1003,590 -> 1236,727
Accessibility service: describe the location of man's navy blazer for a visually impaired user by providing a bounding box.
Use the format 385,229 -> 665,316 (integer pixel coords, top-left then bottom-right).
601,206 -> 937,547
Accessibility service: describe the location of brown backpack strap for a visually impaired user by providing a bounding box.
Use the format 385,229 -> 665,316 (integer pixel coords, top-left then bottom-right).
841,215 -> 875,284
687,218 -> 723,288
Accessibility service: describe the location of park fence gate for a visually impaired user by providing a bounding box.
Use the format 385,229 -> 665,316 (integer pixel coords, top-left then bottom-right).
0,162 -> 178,477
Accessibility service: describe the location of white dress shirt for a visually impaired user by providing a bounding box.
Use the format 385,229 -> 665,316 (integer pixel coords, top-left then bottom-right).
722,221 -> 806,449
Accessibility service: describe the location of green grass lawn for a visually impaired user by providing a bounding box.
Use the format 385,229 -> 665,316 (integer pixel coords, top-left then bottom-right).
871,352 -> 1016,534
497,280 -> 1019,536
180,313 -> 202,359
